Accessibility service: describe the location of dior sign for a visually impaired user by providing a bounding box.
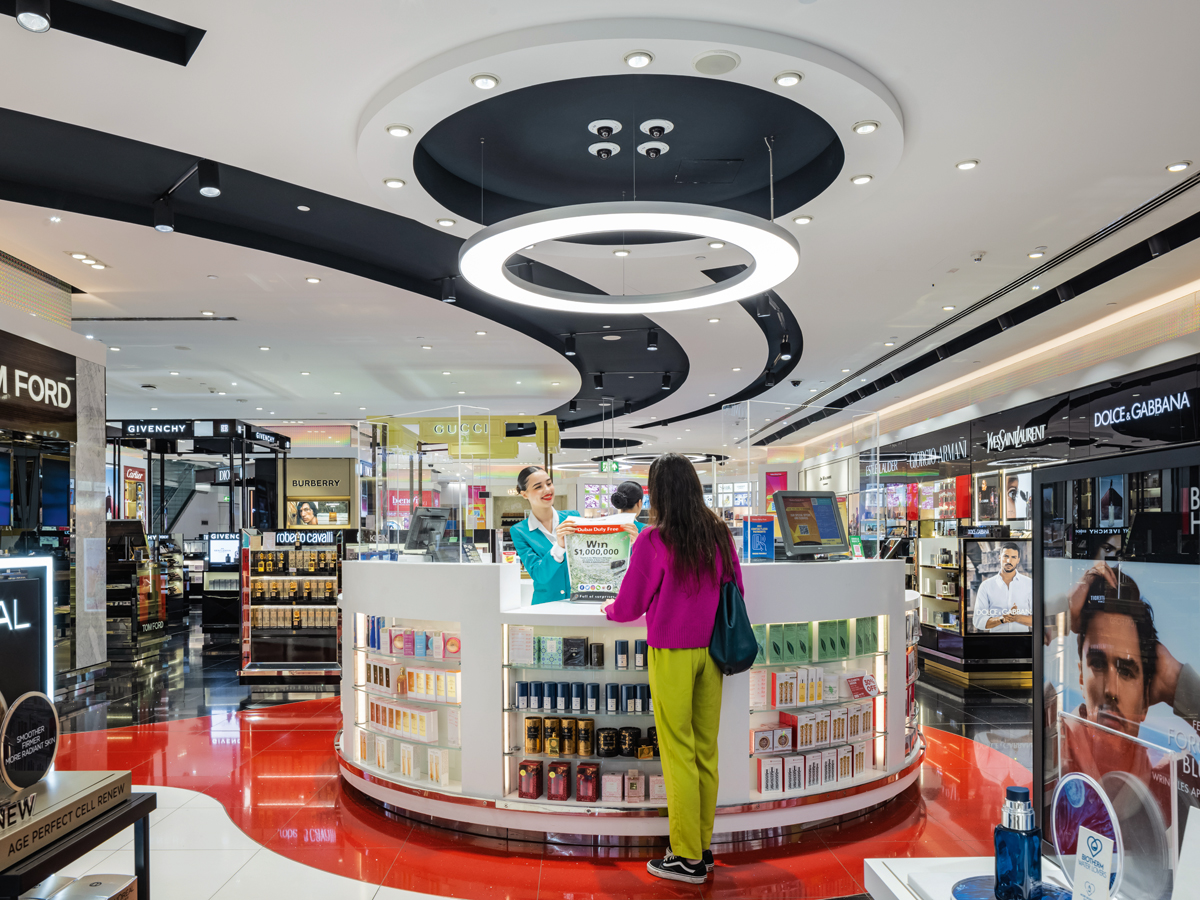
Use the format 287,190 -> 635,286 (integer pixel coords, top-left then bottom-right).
985,424 -> 1047,453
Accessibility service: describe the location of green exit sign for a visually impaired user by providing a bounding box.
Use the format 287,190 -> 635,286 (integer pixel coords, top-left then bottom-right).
599,460 -> 619,473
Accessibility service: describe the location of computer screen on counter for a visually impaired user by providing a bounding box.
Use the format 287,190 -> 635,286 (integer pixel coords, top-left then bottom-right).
404,507 -> 452,554
773,491 -> 850,558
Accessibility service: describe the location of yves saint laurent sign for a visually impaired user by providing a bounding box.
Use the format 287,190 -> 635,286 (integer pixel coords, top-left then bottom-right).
0,331 -> 77,441
985,424 -> 1047,452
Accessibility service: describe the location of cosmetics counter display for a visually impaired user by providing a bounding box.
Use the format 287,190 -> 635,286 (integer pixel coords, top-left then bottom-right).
239,530 -> 343,684
104,519 -> 168,662
148,532 -> 186,624
337,558 -> 922,842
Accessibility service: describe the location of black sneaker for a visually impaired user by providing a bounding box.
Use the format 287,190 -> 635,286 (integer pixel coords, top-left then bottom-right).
647,851 -> 707,884
703,849 -> 714,873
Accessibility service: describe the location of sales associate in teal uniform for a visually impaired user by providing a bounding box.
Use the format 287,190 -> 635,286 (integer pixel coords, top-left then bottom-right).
511,465 -> 580,605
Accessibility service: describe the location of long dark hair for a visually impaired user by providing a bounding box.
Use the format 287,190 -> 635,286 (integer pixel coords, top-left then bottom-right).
648,453 -> 733,586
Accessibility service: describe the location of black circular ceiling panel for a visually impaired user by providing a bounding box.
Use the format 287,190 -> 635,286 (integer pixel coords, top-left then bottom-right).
415,74 -> 844,225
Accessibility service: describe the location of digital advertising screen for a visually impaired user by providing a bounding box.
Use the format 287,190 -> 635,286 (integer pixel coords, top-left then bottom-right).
774,492 -> 848,555
964,539 -> 1032,634
287,499 -> 350,527
208,536 -> 240,567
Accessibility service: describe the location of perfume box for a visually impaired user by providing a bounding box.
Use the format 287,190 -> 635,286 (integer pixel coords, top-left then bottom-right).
752,623 -> 767,666
806,752 -> 823,788
795,622 -> 812,660
435,670 -> 447,703
601,772 -> 624,802
750,724 -> 775,754
540,636 -> 564,668
445,670 -> 462,704
447,707 -> 461,748
548,760 -> 572,800
428,631 -> 445,659
749,669 -> 770,709
576,762 -> 600,802
837,745 -> 853,782
757,756 -> 783,794
813,709 -> 832,747
400,742 -> 415,779
376,735 -> 396,772
649,774 -> 667,802
428,748 -> 450,787
784,755 -> 805,792
414,630 -> 427,658
357,728 -> 374,764
830,707 -> 849,744
518,760 -> 543,799
770,671 -> 798,708
624,769 -> 647,803
852,741 -> 867,777
821,748 -> 838,785
563,637 -> 588,667
402,628 -> 415,657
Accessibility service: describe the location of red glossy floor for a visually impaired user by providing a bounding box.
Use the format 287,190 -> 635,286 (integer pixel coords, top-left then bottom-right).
55,697 -> 1031,899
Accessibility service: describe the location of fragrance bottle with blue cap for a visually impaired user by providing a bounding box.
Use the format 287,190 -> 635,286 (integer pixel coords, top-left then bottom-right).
994,785 -> 1040,900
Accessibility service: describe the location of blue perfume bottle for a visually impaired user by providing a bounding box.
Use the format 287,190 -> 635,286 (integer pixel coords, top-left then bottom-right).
994,786 -> 1041,900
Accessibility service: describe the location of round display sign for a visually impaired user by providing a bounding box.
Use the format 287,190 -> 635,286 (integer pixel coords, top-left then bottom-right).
1,692 -> 60,791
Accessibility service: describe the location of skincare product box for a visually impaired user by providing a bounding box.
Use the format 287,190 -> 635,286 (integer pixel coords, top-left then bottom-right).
428,631 -> 444,659
601,772 -> 624,802
781,710 -> 816,750
447,707 -> 461,748
806,752 -> 823,788
509,626 -> 536,666
861,701 -> 873,733
55,875 -> 137,900
518,760 -> 543,799
750,725 -> 775,754
821,748 -> 838,785
770,670 -> 799,708
852,741 -> 867,777
15,874 -> 75,900
749,669 -> 770,709
773,726 -> 793,752
830,707 -> 849,743
625,769 -> 647,803
837,745 -> 853,782
795,622 -> 812,660
576,762 -> 600,802
540,636 -> 564,668
358,728 -> 374,764
376,736 -> 396,773
806,667 -> 823,705
428,748 -> 450,787
563,637 -> 587,667
784,755 -> 805,792
768,624 -> 784,663
444,632 -> 461,659
757,756 -> 783,794
814,709 -> 831,746
847,703 -> 861,740
816,621 -> 838,660
752,623 -> 767,666
649,774 -> 667,802
414,630 -> 427,658
837,620 -> 849,658
400,742 -> 415,779
547,760 -> 572,800
783,623 -> 805,663
855,617 -> 876,655
403,628 -> 415,657
823,672 -> 839,702
776,711 -> 798,749
445,670 -> 462,704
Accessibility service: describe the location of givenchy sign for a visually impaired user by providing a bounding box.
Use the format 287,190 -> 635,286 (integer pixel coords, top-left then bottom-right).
985,424 -> 1047,452
123,421 -> 190,437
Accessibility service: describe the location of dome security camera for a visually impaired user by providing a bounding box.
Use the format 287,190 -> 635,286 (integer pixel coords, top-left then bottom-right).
589,141 -> 621,160
639,119 -> 674,139
588,119 -> 622,141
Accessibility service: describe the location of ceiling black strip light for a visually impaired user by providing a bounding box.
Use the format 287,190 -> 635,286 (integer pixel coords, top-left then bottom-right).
0,0 -> 206,65
72,316 -> 238,321
757,202 -> 1200,446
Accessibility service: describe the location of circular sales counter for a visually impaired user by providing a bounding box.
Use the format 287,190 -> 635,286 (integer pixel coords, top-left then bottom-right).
338,558 -> 922,842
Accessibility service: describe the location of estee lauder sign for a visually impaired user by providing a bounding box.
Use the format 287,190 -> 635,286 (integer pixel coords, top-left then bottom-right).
0,332 -> 77,441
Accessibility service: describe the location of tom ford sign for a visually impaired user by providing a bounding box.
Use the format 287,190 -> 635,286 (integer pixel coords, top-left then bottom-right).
0,332 -> 77,441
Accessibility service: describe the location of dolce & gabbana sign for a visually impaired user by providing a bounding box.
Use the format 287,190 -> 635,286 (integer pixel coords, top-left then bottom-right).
0,331 -> 77,441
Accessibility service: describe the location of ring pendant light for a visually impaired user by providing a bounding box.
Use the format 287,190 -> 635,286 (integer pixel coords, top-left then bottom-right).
458,201 -> 800,314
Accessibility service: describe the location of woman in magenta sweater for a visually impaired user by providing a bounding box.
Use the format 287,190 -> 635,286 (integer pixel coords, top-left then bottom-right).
603,453 -> 744,884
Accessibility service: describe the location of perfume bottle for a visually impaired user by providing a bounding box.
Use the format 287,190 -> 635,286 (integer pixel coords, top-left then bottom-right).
994,785 -> 1041,900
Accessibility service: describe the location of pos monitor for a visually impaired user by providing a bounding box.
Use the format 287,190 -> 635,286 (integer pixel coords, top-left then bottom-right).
772,491 -> 850,558
404,507 -> 452,555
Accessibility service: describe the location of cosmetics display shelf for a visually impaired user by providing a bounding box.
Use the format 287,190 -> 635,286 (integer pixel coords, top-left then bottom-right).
748,692 -> 887,715
503,706 -> 653,718
501,663 -> 648,674
252,626 -> 337,636
747,732 -> 885,758
352,685 -> 460,708
359,724 -> 461,753
499,791 -> 663,811
501,750 -> 658,761
356,758 -> 464,794
750,650 -> 887,670
352,646 -> 463,667
919,564 -> 961,571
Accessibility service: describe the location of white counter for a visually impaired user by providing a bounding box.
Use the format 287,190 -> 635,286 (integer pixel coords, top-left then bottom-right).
338,558 -> 921,839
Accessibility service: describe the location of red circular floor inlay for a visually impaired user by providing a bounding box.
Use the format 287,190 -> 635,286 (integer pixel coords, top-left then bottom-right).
55,699 -> 1031,899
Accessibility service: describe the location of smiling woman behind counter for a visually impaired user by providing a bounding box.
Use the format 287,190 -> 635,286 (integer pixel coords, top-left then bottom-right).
509,465 -> 581,605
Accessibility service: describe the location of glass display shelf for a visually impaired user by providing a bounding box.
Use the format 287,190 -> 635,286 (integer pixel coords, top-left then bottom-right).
505,706 -> 654,718
499,791 -> 662,810
352,685 -> 461,707
251,627 -> 337,636
253,601 -> 338,607
502,750 -> 661,762
748,731 -> 885,758
502,662 -> 649,674
250,573 -> 339,578
747,767 -> 884,802
749,691 -> 886,715
751,650 -> 887,670
919,564 -> 960,571
354,759 -> 463,794
353,646 -> 463,667
357,723 -> 462,753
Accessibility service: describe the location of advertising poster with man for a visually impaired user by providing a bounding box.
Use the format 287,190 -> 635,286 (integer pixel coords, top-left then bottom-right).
966,540 -> 1033,634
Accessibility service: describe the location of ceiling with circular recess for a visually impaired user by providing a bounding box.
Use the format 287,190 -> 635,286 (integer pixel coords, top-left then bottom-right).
0,2 -> 1197,463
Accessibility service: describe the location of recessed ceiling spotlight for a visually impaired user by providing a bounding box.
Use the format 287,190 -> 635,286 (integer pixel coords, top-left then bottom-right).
301,371 -> 310,375
731,367 -> 741,372
1028,246 -> 1046,259
306,277 -> 321,283
1167,161 -> 1192,173
207,274 -> 218,279
151,407 -> 157,411
442,371 -> 451,375
81,258 -> 95,265
1031,284 -> 1041,290
942,305 -> 956,311
457,390 -> 466,395
707,240 -> 724,249
850,174 -> 873,185
793,215 -> 813,225
471,73 -> 499,89
170,371 -> 179,376
111,347 -> 120,351
85,334 -> 93,339
884,341 -> 895,347
333,391 -> 341,395
218,391 -> 226,395
551,381 -> 560,386
259,346 -> 270,350
48,215 -> 60,223
421,344 -> 432,350
624,50 -> 653,68
842,368 -> 850,372
613,248 -> 630,257
256,407 -> 263,411
809,388 -> 818,393
956,159 -> 979,170
475,330 -> 487,336
708,317 -> 720,323
774,71 -> 802,87
383,178 -> 406,189
15,0 -> 51,33
386,124 -> 411,138
297,205 -> 310,212
437,218 -> 456,227
231,382 -> 237,386
91,264 -> 105,269
708,393 -> 716,397
71,253 -> 86,260
853,120 -> 879,135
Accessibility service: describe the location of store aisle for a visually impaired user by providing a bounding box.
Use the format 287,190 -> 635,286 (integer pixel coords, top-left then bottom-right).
53,693 -> 1031,900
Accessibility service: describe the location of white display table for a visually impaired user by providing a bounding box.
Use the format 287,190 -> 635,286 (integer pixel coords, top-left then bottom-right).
865,857 -> 1070,900
337,558 -> 922,841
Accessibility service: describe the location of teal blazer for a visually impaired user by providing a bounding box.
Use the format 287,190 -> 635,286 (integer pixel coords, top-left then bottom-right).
511,509 -> 580,605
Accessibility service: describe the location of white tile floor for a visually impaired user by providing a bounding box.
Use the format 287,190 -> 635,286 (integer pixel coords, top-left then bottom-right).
59,785 -> 441,900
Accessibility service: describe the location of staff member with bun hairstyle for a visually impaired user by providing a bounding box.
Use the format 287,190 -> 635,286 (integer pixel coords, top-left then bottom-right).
610,480 -> 647,537
510,465 -> 581,605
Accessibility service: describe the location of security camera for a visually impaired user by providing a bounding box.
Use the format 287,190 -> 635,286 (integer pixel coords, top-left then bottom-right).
972,250 -> 986,263
646,146 -> 661,158
639,119 -> 674,139
791,379 -> 802,387
637,141 -> 669,158
598,147 -> 612,159
589,141 -> 620,160
588,119 -> 622,140
597,125 -> 613,139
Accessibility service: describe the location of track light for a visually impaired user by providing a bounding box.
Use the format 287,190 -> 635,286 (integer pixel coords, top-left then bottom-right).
1056,284 -> 1075,303
15,0 -> 51,33
647,328 -> 658,351
569,400 -> 578,413
197,159 -> 221,198
153,198 -> 174,233
779,335 -> 793,361
765,371 -> 776,388
624,400 -> 633,415
441,276 -> 457,303
661,373 -> 672,391
565,334 -> 577,356
756,294 -> 771,318
594,373 -> 604,390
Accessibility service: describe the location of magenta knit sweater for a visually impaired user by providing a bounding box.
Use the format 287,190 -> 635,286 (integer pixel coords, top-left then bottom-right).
604,527 -> 745,649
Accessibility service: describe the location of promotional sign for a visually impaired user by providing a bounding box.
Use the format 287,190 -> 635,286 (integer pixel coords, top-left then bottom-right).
285,458 -> 352,498
564,514 -> 634,602
287,499 -> 350,527
765,472 -> 788,512
0,561 -> 53,702
742,515 -> 775,560
1071,826 -> 1114,900
1,693 -> 59,791
965,540 -> 1032,634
